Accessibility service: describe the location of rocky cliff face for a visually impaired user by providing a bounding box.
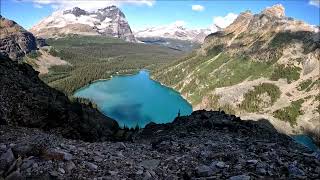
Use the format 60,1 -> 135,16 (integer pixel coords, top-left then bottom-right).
30,6 -> 136,42
0,54 -> 119,142
0,16 -> 37,60
0,110 -> 319,179
153,4 -> 319,138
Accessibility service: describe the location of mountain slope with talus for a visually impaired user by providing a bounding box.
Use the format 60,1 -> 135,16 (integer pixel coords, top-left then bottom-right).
153,4 -> 320,138
1,110 -> 319,179
30,6 -> 136,42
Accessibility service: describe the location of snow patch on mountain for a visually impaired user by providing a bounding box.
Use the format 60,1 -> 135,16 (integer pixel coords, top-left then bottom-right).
135,21 -> 218,43
30,6 -> 136,42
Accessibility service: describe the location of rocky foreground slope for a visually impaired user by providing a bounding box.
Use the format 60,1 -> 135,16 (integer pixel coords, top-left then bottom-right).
153,4 -> 319,139
30,6 -> 136,42
1,110 -> 319,179
0,16 -> 37,60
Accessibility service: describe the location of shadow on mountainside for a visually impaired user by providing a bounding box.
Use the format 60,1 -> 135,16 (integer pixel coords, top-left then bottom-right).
0,54 -> 119,142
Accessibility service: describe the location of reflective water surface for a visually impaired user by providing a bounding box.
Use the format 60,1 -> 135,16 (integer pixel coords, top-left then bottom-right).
74,70 -> 192,128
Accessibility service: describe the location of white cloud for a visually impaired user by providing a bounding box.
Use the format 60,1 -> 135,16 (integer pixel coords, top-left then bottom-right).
51,4 -> 59,10
213,13 -> 238,28
309,0 -> 320,7
210,24 -> 219,33
33,3 -> 43,8
192,5 -> 204,12
22,0 -> 155,10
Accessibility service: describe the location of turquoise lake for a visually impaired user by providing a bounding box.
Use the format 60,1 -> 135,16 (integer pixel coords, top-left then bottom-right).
74,70 -> 193,128
292,135 -> 319,152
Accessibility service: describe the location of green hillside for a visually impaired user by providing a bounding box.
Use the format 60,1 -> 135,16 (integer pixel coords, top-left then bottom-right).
152,9 -> 319,137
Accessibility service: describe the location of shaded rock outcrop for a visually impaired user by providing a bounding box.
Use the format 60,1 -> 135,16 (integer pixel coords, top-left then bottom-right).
0,16 -> 37,61
35,38 -> 47,48
0,54 -> 119,142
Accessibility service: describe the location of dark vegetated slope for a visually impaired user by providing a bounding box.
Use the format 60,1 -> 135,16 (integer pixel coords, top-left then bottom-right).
0,54 -> 119,142
240,83 -> 281,112
41,35 -> 184,95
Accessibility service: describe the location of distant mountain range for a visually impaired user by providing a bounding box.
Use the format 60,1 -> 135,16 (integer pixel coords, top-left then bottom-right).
29,5 -> 223,48
136,37 -> 201,52
153,4 -> 320,137
30,6 -> 136,42
134,22 -> 222,51
134,22 -> 218,43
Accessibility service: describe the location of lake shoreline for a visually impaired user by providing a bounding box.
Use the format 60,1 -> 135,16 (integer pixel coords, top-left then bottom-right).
72,70 -> 319,151
73,70 -> 192,128
73,69 -> 193,107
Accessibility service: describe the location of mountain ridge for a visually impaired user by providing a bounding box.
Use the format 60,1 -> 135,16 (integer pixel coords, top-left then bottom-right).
153,4 -> 320,139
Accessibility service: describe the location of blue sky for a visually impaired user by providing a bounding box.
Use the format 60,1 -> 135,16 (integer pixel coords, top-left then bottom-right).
1,0 -> 319,30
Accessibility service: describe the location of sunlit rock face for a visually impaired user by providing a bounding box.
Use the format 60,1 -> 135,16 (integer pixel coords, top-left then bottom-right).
0,16 -> 37,61
261,4 -> 285,18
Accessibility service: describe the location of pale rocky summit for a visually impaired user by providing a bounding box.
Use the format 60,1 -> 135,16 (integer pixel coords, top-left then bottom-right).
30,6 -> 136,42
261,4 -> 285,18
0,16 -> 37,60
223,11 -> 253,35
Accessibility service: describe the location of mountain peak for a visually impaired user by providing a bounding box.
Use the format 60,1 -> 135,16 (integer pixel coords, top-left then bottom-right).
63,7 -> 88,17
30,6 -> 136,42
224,10 -> 253,34
261,4 -> 285,18
98,5 -> 119,11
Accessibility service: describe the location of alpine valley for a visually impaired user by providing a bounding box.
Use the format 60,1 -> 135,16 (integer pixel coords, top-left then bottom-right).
0,2 -> 319,180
